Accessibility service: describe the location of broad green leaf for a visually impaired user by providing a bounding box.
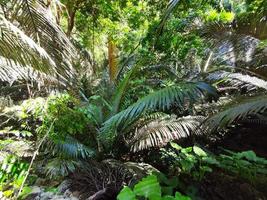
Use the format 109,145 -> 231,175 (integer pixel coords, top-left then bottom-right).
236,151 -> 257,161
170,142 -> 182,150
202,157 -> 220,165
134,175 -> 161,200
193,146 -> 207,157
117,186 -> 136,200
200,166 -> 213,173
181,147 -> 192,154
175,192 -> 191,200
162,195 -> 175,200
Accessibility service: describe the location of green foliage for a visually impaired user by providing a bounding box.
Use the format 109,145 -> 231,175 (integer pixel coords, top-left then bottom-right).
203,96 -> 267,132
2,94 -> 95,178
117,175 -> 191,200
4,94 -> 89,140
18,186 -> 32,200
0,0 -> 75,85
216,150 -> 267,181
205,9 -> 235,22
101,82 -> 217,146
38,94 -> 89,140
161,143 -> 267,182
0,155 -> 29,198
0,155 -> 29,184
161,143 -> 214,180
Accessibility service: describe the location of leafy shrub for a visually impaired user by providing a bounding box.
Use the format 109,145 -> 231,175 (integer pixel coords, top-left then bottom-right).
0,155 -> 28,184
216,150 -> 267,182
205,9 -> 235,22
161,143 -> 214,180
161,143 -> 267,182
37,94 -> 89,140
2,94 -> 93,178
4,94 -> 89,140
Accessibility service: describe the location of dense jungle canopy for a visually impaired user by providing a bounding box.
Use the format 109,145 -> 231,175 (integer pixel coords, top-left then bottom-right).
0,0 -> 267,199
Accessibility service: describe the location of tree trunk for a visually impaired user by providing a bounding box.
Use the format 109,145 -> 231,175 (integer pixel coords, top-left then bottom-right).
108,37 -> 118,83
66,8 -> 76,37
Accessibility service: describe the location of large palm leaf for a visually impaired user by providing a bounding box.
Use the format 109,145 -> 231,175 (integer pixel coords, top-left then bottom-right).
200,20 -> 267,67
100,82 -> 217,143
129,115 -> 205,152
0,14 -> 57,75
44,135 -> 95,159
207,71 -> 267,91
203,95 -> 267,132
0,0 -> 75,84
12,0 -> 76,68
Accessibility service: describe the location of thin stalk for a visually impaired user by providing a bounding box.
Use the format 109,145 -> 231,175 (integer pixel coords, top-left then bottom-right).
17,120 -> 55,198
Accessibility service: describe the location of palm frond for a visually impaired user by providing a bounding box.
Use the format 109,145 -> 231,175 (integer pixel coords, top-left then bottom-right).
203,96 -> 267,131
157,0 -> 180,35
207,71 -> 267,91
44,136 -> 95,159
0,14 -> 58,77
45,157 -> 80,178
13,0 -> 75,60
129,115 -> 206,152
199,22 -> 263,66
0,0 -> 76,84
111,65 -> 138,115
100,82 -> 217,143
0,57 -> 63,85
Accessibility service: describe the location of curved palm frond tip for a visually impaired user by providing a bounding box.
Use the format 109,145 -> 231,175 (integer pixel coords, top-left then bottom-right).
129,115 -> 206,152
157,0 -> 181,34
100,82 -> 217,144
203,96 -> 267,132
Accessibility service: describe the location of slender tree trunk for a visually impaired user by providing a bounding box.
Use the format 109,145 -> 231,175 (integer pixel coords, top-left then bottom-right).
108,37 -> 118,83
66,8 -> 76,37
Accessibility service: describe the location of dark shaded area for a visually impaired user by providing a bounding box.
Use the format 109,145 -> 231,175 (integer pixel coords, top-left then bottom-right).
214,124 -> 267,158
199,170 -> 266,200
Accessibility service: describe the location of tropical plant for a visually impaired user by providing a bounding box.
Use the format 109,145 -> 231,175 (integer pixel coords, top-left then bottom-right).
81,78 -> 217,156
